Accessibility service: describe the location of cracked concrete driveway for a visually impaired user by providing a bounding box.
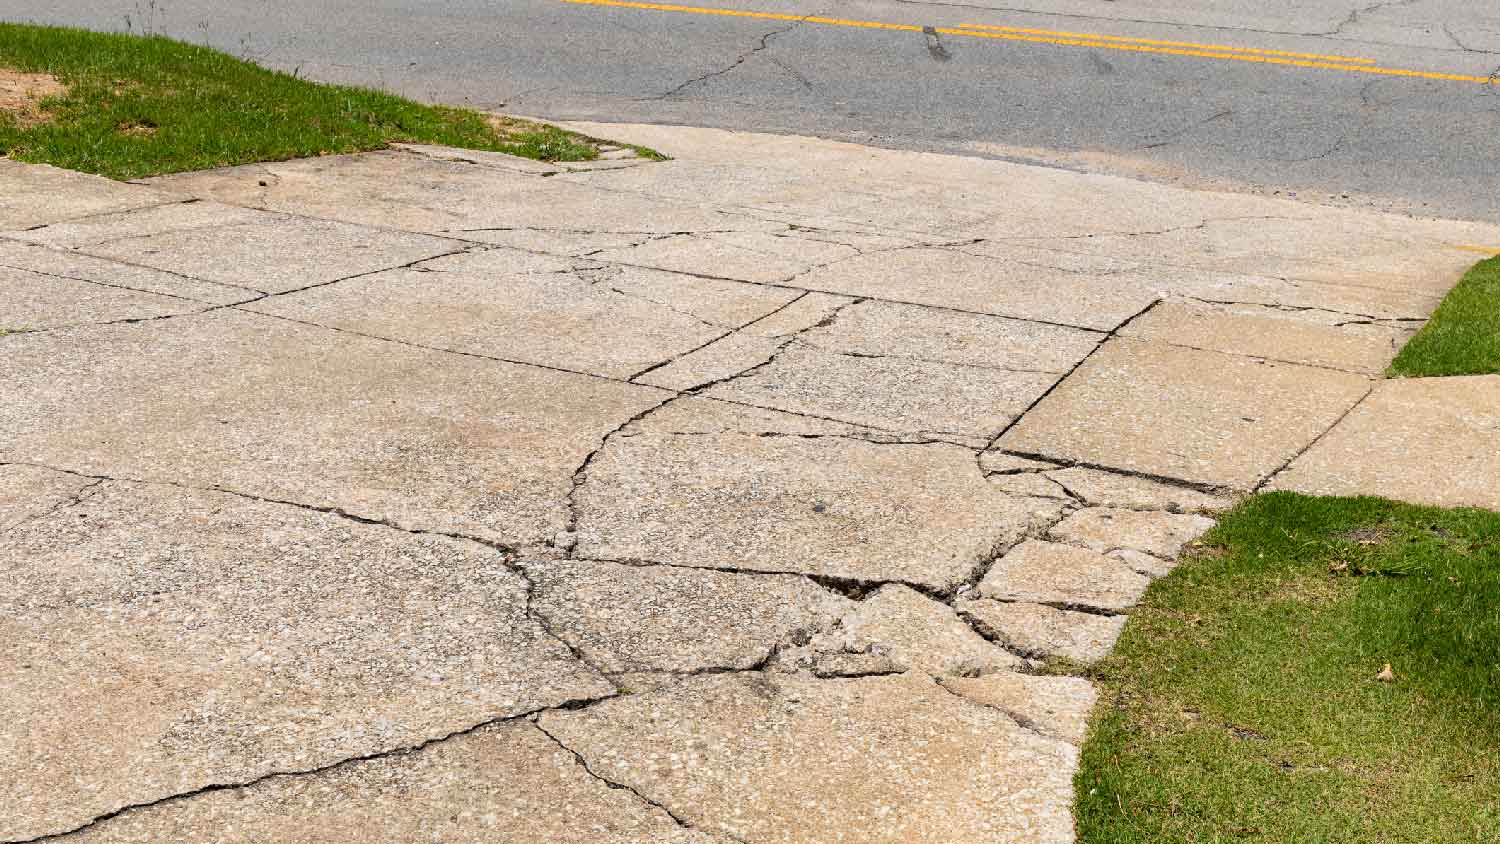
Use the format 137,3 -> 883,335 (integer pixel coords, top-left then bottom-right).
4,125 -> 1499,843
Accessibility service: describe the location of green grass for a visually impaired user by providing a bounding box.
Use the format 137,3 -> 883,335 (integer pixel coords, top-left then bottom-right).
1076,492 -> 1500,843
1388,256 -> 1500,378
0,23 -> 659,179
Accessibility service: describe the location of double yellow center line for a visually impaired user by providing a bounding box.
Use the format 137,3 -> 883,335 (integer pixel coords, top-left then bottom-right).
560,0 -> 1500,86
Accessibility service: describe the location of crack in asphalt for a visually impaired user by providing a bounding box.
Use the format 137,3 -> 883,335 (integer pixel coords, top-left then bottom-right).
655,14 -> 814,99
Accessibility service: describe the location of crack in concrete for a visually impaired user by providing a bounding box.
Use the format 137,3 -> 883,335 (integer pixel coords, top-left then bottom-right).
0,260 -> 248,306
532,722 -> 746,843
11,696 -> 618,844
0,477 -> 105,537
1253,380 -> 1378,493
975,297 -> 1164,477
934,677 -> 1055,740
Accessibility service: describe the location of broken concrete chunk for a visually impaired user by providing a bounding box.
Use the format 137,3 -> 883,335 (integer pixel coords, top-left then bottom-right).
808,650 -> 903,678
942,672 -> 1098,744
574,434 -> 1045,591
959,598 -> 1128,665
522,558 -> 850,674
537,672 -> 1078,844
1049,507 -> 1216,559
60,722 -> 715,843
977,539 -> 1151,611
1109,547 -> 1178,579
0,482 -> 611,842
1045,466 -> 1234,512
811,584 -> 1022,677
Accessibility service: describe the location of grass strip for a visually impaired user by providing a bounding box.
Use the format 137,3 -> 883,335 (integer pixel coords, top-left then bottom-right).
1076,492 -> 1500,843
0,23 -> 658,179
1388,256 -> 1500,377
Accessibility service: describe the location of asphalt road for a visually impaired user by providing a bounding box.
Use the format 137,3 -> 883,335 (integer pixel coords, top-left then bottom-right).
7,0 -> 1500,220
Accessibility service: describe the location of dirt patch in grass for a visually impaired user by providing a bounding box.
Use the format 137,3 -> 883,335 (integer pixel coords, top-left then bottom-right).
116,119 -> 157,137
0,68 -> 66,128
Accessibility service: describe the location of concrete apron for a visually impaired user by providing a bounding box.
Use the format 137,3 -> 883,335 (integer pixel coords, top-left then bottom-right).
2,124 -> 1497,843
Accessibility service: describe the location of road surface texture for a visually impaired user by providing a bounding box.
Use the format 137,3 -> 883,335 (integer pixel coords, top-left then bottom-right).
5,0 -> 1499,220
4,124 -> 1499,842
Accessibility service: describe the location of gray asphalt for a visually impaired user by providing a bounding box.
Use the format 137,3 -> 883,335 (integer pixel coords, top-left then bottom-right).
8,0 -> 1500,220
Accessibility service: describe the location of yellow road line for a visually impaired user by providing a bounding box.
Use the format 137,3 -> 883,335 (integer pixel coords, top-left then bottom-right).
1453,244 -> 1500,255
955,22 -> 1375,64
560,0 -> 1500,86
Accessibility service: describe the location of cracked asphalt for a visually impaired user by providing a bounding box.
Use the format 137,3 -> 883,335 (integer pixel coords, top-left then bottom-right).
5,0 -> 1500,219
6,125 -> 1500,841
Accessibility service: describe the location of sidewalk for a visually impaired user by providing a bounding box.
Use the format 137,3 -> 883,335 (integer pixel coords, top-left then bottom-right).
3,123 -> 1498,843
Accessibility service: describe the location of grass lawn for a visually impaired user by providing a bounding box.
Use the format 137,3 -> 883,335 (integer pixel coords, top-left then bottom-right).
1076,492 -> 1500,843
1388,256 -> 1500,378
0,23 -> 657,179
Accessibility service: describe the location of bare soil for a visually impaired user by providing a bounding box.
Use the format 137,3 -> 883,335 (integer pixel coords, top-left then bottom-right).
0,69 -> 67,128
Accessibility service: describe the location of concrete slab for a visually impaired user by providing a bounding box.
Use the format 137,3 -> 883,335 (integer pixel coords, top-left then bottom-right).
53,205 -> 462,294
144,150 -> 775,238
0,240 -> 257,305
1000,338 -> 1372,489
591,229 -> 858,284
18,122 -> 1500,843
247,249 -> 795,379
0,310 -> 668,548
5,198 -> 265,247
798,298 -> 1102,373
574,434 -> 1056,591
537,672 -> 1078,844
1270,376 -> 1500,510
58,722 -> 714,843
1120,299 -> 1414,374
0,262 -> 202,331
0,159 -> 168,229
703,344 -> 1058,445
0,482 -> 610,841
792,247 -> 1159,331
521,558 -> 850,674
